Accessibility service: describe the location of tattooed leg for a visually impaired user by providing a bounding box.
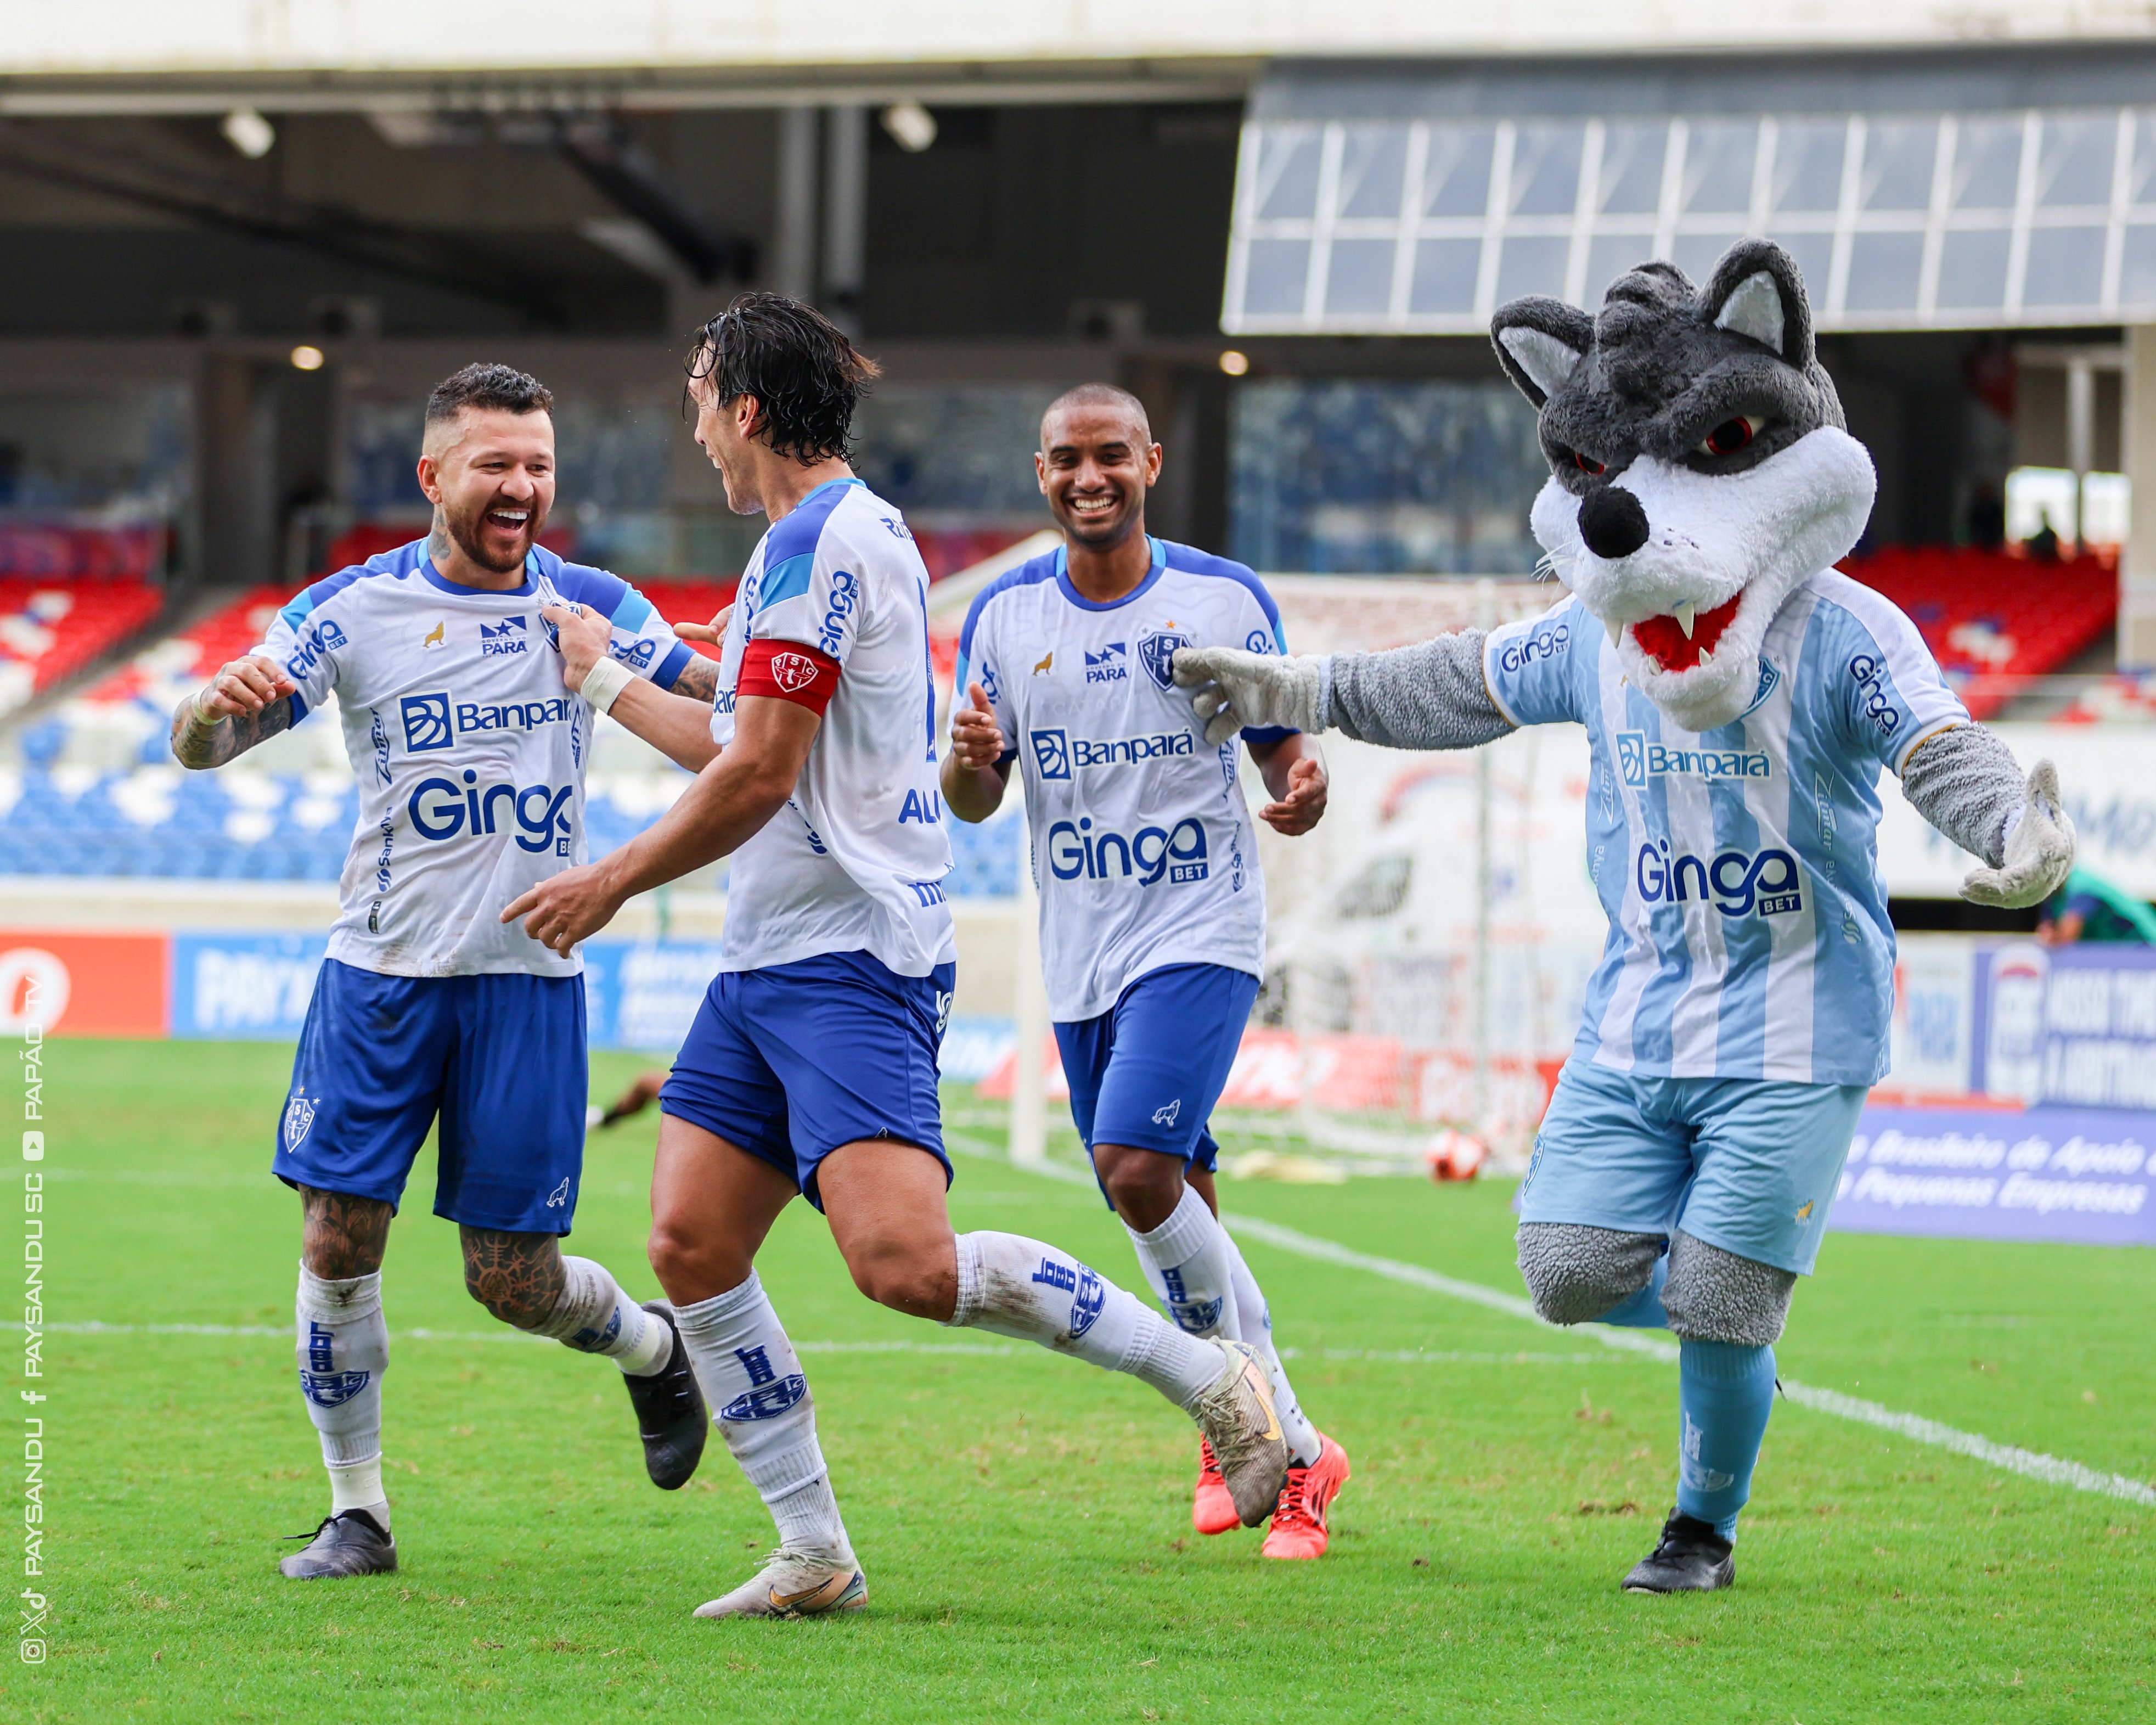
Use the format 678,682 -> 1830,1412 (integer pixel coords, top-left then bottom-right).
460,1225 -> 671,1368
301,1185 -> 393,1278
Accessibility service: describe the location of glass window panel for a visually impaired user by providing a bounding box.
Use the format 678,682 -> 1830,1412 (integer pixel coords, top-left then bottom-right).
1952,117 -> 2024,210
1862,119 -> 1939,211
1772,119 -> 1847,213
1254,130 -> 1324,220
2022,224 -> 2109,307
1597,122 -> 1668,215
1408,238 -> 1483,313
1337,126 -> 1409,220
1494,234 -> 1570,302
1585,234 -> 1659,303
1671,230 -> 1746,284
1935,228 -> 2013,310
1509,123 -> 1586,217
1324,239 -> 1400,316
1761,229 -> 1836,299
1843,231 -> 1924,311
1242,239 -> 1311,315
2130,113 -> 2156,206
1422,125 -> 1498,218
1683,120 -> 1758,215
2119,224 -> 2156,310
2037,114 -> 2116,210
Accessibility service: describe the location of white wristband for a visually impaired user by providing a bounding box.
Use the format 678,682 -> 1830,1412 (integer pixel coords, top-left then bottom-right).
581,656 -> 634,716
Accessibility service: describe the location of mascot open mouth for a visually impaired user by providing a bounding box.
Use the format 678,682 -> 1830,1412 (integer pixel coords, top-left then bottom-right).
1630,593 -> 1742,672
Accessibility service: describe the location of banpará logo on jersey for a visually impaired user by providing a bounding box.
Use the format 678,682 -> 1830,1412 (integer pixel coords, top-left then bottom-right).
1138,628 -> 1189,690
1847,653 -> 1901,735
409,773 -> 574,855
1635,840 -> 1803,918
1616,732 -> 1771,787
767,649 -> 822,694
479,616 -> 529,656
402,690 -> 575,752
401,692 -> 454,752
1497,620 -> 1569,674
817,568 -> 859,658
284,618 -> 347,680
1047,815 -> 1208,886
1029,727 -> 1196,781
1084,642 -> 1128,684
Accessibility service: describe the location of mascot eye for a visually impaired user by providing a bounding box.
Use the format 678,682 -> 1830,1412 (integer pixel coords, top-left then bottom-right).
1573,451 -> 1606,476
1697,415 -> 1763,457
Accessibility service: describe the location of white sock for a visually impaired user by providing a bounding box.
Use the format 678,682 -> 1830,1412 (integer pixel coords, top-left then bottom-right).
1221,1229 -> 1321,1466
1125,1185 -> 1241,1340
527,1256 -> 671,1376
948,1232 -> 1223,1411
673,1273 -> 852,1564
296,1263 -> 389,1522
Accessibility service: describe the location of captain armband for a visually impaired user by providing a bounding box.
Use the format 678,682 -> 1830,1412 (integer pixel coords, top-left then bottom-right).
737,639 -> 842,716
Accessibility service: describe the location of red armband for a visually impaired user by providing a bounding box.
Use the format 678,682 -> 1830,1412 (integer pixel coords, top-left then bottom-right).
737,639 -> 841,714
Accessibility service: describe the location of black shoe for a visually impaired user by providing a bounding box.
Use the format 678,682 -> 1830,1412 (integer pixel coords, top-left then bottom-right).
1621,1510 -> 1735,1593
278,1508 -> 397,1580
623,1300 -> 708,1490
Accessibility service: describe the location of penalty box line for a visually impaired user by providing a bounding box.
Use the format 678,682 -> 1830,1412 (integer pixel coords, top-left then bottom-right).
945,1134 -> 2156,1510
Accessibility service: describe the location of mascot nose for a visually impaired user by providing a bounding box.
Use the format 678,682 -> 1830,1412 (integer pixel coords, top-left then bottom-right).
1578,487 -> 1651,560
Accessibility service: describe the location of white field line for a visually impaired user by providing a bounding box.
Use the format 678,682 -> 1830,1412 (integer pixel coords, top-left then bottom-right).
944,1135 -> 2156,1509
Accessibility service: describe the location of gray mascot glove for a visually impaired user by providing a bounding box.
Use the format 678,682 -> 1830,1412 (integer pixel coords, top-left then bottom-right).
1171,647 -> 1325,746
1961,759 -> 2076,909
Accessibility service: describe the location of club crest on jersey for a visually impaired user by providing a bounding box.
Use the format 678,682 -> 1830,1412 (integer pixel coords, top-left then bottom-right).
1742,656 -> 1780,717
282,1089 -> 316,1148
400,692 -> 454,752
768,650 -> 821,694
1138,629 -> 1190,691
300,1369 -> 371,1409
720,1344 -> 809,1420
479,616 -> 528,656
1084,642 -> 1127,684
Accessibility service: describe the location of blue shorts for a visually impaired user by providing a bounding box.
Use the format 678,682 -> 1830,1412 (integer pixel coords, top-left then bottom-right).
660,949 -> 955,1212
274,959 -> 589,1234
1055,962 -> 1260,1210
1519,1058 -> 1867,1276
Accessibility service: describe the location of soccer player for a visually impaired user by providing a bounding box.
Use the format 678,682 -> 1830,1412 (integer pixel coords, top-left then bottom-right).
171,364 -> 716,1580
503,295 -> 1290,1619
939,385 -> 1350,1558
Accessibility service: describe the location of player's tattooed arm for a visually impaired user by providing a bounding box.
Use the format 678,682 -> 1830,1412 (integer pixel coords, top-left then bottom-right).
300,1185 -> 395,1279
171,654 -> 299,769
670,653 -> 720,705
459,1227 -> 569,1330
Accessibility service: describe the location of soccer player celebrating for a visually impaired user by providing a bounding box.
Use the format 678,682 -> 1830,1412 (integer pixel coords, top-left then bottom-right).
172,364 -> 715,1580
939,385 -> 1350,1558
503,296 -> 1290,1619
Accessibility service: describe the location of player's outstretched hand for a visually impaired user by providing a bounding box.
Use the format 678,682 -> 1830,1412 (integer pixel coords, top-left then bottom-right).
1962,758 -> 2078,909
949,681 -> 1005,770
192,654 -> 297,721
1260,754 -> 1329,836
539,600 -> 611,694
673,603 -> 733,645
1171,647 -> 1325,746
502,862 -> 624,958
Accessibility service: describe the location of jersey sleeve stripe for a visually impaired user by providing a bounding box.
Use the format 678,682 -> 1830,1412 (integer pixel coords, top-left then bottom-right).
651,639 -> 694,691
761,552 -> 815,608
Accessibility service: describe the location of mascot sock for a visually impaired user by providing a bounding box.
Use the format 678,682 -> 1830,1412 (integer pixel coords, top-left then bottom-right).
1601,1256 -> 1670,1329
1676,1338 -> 1777,1540
295,1264 -> 389,1523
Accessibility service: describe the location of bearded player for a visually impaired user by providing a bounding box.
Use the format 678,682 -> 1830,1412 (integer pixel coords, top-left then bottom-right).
503,296 -> 1290,1620
172,364 -> 714,1580
941,384 -> 1349,1558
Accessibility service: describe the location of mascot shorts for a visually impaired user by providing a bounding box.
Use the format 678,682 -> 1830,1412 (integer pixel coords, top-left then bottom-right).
1521,1059 -> 1867,1274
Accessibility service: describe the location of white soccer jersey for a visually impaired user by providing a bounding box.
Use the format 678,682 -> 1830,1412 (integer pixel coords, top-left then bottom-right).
255,540 -> 693,978
707,477 -> 956,978
1483,570 -> 1968,1085
955,537 -> 1292,1022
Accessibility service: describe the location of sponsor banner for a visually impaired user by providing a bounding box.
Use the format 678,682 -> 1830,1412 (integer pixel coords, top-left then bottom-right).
1971,941 -> 2156,1109
580,940 -> 727,1053
1834,1104 -> 2156,1248
171,932 -> 327,1038
0,931 -> 168,1037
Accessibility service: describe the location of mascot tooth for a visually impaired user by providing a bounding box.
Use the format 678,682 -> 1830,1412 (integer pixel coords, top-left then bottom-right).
1172,236 -> 2079,1595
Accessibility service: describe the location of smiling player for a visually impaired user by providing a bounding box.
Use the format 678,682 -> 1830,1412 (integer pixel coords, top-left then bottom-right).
172,363 -> 716,1580
941,384 -> 1350,1558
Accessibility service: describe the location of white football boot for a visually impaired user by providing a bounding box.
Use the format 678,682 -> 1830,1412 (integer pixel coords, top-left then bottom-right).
1191,1339 -> 1290,1527
693,1548 -> 868,1620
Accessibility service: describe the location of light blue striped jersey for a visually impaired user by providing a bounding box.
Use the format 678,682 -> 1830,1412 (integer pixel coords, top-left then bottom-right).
1483,570 -> 1967,1085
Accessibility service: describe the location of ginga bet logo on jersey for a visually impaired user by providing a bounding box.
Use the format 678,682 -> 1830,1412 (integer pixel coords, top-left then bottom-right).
399,691 -> 576,753
1617,732 -> 1771,786
1048,815 -> 1207,886
1029,727 -> 1196,780
408,772 -> 574,855
1497,619 -> 1569,673
1847,653 -> 1902,735
284,618 -> 347,679
1635,840 -> 1803,918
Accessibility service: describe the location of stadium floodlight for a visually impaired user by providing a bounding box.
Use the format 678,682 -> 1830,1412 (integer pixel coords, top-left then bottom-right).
881,102 -> 937,154
289,345 -> 325,372
1218,349 -> 1251,376
221,108 -> 276,160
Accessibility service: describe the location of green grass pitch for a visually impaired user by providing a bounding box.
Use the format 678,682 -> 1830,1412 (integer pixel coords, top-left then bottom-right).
12,1037 -> 2156,1721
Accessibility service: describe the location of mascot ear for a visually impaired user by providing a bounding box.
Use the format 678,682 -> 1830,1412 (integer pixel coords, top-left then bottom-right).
1701,238 -> 1815,369
1490,297 -> 1595,409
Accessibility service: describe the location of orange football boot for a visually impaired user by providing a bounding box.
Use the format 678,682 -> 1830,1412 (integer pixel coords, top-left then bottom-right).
1260,1432 -> 1350,1560
1192,1436 -> 1240,1535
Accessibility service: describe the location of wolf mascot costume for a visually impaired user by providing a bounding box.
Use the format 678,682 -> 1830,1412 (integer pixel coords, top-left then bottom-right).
1174,239 -> 2076,1592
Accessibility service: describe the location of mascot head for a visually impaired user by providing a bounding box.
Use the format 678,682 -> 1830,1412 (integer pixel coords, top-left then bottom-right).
1490,238 -> 1876,734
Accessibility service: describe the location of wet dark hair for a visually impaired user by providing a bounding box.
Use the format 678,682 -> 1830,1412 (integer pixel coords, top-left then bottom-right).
686,293 -> 880,465
425,362 -> 554,426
